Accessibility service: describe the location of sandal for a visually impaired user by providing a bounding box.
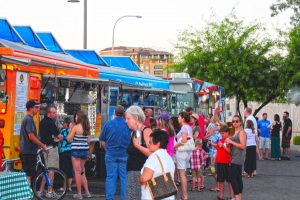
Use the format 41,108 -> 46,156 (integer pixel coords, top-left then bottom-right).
190,188 -> 195,192
200,186 -> 206,190
209,187 -> 220,192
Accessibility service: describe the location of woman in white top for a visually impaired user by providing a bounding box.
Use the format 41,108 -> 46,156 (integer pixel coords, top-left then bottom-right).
244,120 -> 258,177
140,130 -> 175,200
174,112 -> 193,200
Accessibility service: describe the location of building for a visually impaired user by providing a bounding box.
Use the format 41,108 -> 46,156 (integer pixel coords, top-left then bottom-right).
100,46 -> 174,77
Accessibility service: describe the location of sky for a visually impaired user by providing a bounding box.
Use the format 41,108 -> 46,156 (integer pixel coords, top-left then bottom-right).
0,0 -> 292,53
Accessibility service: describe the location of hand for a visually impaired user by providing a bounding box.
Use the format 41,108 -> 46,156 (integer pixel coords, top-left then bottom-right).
42,145 -> 49,154
225,138 -> 231,144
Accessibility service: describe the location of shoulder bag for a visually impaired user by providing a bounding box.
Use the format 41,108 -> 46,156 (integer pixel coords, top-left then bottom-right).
177,136 -> 195,152
147,155 -> 178,200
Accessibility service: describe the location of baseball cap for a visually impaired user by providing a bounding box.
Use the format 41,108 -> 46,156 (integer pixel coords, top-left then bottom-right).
191,113 -> 199,120
219,125 -> 230,133
26,100 -> 40,109
115,105 -> 125,116
157,112 -> 170,121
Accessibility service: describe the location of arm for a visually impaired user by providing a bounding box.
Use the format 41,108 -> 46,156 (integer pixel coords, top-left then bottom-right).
28,132 -> 46,149
67,125 -> 77,142
139,167 -> 154,185
174,132 -> 188,149
226,131 -> 246,150
205,126 -> 214,138
193,129 -> 200,140
133,128 -> 152,157
286,126 -> 292,137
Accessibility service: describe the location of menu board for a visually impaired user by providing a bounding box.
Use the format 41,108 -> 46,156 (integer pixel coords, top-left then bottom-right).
14,72 -> 28,135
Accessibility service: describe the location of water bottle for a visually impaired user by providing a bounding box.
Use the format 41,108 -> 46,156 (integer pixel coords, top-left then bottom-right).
134,130 -> 142,144
44,170 -> 52,186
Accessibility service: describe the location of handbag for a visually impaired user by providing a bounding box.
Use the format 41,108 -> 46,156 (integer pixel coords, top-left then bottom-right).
147,155 -> 178,200
177,136 -> 195,152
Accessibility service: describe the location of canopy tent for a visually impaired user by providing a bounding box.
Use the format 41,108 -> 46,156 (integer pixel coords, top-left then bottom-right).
101,56 -> 141,71
65,50 -> 108,66
36,32 -> 65,53
0,19 -> 25,44
14,26 -> 46,49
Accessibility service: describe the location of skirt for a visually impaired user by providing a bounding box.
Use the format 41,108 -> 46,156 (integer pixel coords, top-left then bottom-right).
126,171 -> 141,200
271,136 -> 281,158
244,146 -> 256,175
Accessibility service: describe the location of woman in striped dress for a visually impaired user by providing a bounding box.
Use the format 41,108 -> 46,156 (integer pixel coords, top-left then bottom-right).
68,111 -> 91,199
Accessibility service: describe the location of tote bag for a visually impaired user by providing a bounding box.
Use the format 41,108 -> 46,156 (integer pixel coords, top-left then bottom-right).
177,136 -> 195,152
147,155 -> 178,200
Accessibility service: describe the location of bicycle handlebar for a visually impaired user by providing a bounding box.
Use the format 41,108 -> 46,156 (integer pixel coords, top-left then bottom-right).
37,145 -> 54,154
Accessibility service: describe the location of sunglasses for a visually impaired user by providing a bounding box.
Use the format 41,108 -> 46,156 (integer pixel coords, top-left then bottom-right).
232,120 -> 240,123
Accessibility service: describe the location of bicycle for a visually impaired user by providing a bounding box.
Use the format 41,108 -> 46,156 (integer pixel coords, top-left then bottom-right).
31,146 -> 67,200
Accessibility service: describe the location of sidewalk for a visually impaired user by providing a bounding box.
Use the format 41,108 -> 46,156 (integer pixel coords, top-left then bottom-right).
291,144 -> 300,152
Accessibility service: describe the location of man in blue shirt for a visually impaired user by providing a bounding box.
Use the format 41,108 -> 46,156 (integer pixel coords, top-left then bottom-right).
99,105 -> 131,200
258,113 -> 271,160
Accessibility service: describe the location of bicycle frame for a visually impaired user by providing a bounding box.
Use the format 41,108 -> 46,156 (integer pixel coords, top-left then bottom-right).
36,148 -> 52,187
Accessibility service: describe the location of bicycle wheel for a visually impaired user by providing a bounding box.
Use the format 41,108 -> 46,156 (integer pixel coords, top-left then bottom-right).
32,167 -> 67,200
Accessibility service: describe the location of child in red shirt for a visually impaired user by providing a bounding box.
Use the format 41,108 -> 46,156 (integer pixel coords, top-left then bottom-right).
215,125 -> 234,200
190,139 -> 207,191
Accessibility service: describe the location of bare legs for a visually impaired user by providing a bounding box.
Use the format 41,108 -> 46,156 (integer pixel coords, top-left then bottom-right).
72,157 -> 90,196
178,169 -> 188,200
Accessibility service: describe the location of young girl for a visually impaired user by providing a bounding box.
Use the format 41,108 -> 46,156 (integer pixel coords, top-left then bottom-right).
157,112 -> 175,158
59,117 -> 73,191
190,139 -> 207,191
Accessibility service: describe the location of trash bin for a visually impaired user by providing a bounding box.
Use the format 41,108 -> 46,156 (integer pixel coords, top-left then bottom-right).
94,141 -> 106,178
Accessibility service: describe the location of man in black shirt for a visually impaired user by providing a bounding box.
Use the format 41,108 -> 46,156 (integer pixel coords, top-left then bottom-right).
39,105 -> 62,198
282,111 -> 292,160
20,100 -> 46,183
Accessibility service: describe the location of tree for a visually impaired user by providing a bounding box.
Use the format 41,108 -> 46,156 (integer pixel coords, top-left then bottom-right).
270,0 -> 300,27
172,14 -> 292,117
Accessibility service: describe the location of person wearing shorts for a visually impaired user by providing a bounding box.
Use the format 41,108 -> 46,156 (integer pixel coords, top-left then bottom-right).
282,111 -> 292,160
258,113 -> 271,160
215,125 -> 233,200
20,100 -> 46,183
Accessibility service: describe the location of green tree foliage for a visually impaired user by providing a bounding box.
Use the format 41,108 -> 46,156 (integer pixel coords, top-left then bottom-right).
270,0 -> 300,27
172,14 -> 291,116
288,27 -> 300,85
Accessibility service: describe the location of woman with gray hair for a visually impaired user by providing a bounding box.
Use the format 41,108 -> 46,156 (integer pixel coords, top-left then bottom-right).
125,105 -> 152,200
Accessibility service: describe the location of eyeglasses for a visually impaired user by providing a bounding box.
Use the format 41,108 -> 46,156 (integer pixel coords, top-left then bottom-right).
232,120 -> 240,123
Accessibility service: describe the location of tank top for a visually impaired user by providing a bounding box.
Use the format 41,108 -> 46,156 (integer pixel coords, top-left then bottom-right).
230,131 -> 246,165
71,134 -> 89,151
127,127 -> 150,171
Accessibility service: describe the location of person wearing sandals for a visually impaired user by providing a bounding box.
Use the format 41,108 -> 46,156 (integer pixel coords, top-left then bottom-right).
174,112 -> 193,200
190,139 -> 207,192
215,125 -> 233,200
225,115 -> 246,200
125,106 -> 152,200
140,130 -> 175,200
67,111 -> 92,199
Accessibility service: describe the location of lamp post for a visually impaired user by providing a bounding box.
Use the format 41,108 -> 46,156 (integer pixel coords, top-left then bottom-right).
112,15 -> 142,55
68,0 -> 87,49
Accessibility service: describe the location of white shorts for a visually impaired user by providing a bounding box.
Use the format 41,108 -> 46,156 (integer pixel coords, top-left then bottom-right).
175,151 -> 190,170
259,137 -> 270,149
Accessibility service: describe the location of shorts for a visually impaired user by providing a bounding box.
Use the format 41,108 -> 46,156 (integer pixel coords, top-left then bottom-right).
217,163 -> 230,182
72,150 -> 88,160
59,151 -> 74,178
282,135 -> 291,148
192,168 -> 203,178
43,146 -> 59,168
259,137 -> 270,149
175,151 -> 190,170
20,154 -> 37,177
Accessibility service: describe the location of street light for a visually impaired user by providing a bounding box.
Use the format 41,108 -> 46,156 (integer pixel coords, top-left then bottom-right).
68,0 -> 87,49
112,15 -> 142,55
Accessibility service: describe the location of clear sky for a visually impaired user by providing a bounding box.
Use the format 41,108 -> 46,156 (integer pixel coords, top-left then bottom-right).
0,0 -> 291,53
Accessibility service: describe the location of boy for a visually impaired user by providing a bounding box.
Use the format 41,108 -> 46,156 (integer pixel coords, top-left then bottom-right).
190,139 -> 207,191
59,117 -> 73,191
215,125 -> 233,200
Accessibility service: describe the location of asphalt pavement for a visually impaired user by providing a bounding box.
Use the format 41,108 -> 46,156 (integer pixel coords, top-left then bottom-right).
63,146 -> 300,200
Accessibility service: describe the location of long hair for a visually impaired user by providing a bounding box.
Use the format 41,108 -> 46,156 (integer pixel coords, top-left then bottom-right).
170,116 -> 181,133
160,119 -> 175,137
246,120 -> 254,134
274,114 -> 280,122
76,111 -> 90,136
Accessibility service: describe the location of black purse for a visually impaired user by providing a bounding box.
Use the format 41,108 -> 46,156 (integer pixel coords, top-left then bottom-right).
147,155 -> 178,200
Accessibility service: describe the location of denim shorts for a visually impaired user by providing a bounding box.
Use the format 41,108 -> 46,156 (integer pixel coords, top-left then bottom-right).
72,150 -> 88,160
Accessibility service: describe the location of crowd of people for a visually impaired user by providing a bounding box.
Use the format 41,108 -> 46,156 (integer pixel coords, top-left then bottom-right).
19,99 -> 293,200
19,100 -> 91,199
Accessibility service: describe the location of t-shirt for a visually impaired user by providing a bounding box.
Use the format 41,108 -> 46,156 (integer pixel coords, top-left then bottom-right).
258,119 -> 271,138
215,138 -> 230,164
59,128 -> 71,153
20,115 -> 38,154
141,149 -> 175,200
283,118 -> 292,137
40,116 -> 60,146
271,122 -> 281,137
99,117 -> 131,157
161,128 -> 174,157
246,115 -> 257,134
245,128 -> 257,146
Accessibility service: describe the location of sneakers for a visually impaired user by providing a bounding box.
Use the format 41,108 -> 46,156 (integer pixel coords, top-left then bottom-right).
83,193 -> 92,198
73,194 -> 83,199
37,191 -> 44,197
68,187 -> 72,192
45,191 -> 58,198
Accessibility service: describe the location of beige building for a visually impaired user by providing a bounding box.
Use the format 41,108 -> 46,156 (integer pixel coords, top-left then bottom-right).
100,46 -> 174,77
